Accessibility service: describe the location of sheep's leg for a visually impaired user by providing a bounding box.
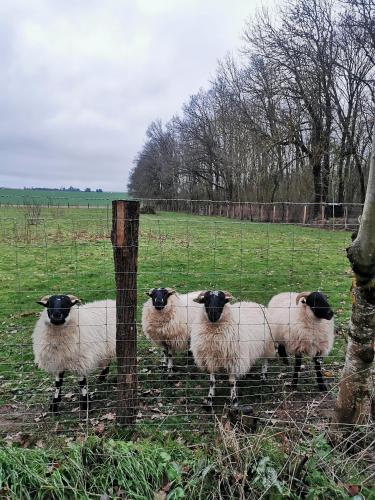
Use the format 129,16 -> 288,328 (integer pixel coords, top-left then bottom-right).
98,365 -> 110,383
313,356 -> 327,392
162,349 -> 167,368
277,344 -> 290,365
187,348 -> 194,366
229,374 -> 238,407
167,350 -> 173,375
50,371 -> 64,414
162,345 -> 173,375
261,359 -> 268,381
291,354 -> 302,388
161,344 -> 173,374
79,376 -> 88,412
205,373 -> 216,407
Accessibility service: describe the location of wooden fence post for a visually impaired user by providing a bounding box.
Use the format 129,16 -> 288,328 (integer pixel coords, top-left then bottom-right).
303,205 -> 307,225
111,200 -> 139,426
344,206 -> 348,230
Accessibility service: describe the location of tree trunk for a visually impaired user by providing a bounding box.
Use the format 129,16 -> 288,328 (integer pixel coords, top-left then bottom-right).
335,129 -> 375,426
354,153 -> 366,203
312,160 -> 322,216
337,156 -> 345,204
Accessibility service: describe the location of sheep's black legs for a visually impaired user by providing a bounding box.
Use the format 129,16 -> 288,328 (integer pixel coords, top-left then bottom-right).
277,344 -> 290,365
313,356 -> 327,391
229,374 -> 238,407
79,376 -> 88,411
98,365 -> 110,383
50,371 -> 64,413
292,354 -> 302,387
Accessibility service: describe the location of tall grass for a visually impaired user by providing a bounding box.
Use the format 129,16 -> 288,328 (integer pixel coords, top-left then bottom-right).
0,430 -> 373,499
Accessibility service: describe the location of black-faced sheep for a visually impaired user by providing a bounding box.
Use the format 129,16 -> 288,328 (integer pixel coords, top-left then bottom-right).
267,291 -> 334,391
141,288 -> 202,374
32,294 -> 116,413
190,290 -> 275,407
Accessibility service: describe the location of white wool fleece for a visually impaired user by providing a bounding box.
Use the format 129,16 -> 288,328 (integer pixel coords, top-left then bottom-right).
32,299 -> 116,376
190,301 -> 275,377
142,291 -> 203,352
267,292 -> 334,357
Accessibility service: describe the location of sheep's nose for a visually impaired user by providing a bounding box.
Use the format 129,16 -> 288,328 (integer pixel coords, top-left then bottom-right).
207,308 -> 221,322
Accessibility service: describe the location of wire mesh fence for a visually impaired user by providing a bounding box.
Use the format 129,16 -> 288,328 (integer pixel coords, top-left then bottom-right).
0,197 -> 373,492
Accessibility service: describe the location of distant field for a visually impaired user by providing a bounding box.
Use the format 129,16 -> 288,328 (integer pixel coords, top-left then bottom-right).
0,188 -> 128,207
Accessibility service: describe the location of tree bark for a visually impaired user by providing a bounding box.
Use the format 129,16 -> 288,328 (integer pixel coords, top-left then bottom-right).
335,129 -> 375,426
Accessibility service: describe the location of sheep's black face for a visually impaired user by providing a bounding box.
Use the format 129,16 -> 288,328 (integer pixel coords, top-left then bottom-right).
37,295 -> 78,325
200,291 -> 229,323
148,288 -> 174,311
306,292 -> 334,320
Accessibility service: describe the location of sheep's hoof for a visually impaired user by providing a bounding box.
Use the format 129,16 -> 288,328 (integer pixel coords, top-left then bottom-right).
79,400 -> 90,413
49,404 -> 60,415
167,368 -> 176,379
203,399 -> 214,412
318,383 -> 327,392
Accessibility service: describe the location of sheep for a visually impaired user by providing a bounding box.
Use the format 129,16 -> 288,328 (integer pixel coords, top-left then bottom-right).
141,287 -> 203,374
190,290 -> 275,407
267,291 -> 334,391
32,294 -> 116,413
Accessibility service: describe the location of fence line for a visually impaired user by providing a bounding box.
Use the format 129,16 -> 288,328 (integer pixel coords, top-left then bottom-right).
138,199 -> 363,227
1,194 -> 363,228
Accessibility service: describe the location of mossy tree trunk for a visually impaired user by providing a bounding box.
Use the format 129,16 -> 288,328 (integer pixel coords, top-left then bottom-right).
335,129 -> 375,425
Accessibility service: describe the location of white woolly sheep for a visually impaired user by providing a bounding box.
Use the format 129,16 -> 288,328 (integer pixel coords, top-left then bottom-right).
190,291 -> 275,407
267,291 -> 334,391
142,288 -> 202,374
32,294 -> 116,413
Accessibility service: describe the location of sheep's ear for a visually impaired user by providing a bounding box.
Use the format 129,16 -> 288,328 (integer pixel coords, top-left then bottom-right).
67,295 -> 80,306
224,292 -> 233,303
295,292 -> 310,305
146,288 -> 155,297
193,292 -> 206,303
37,295 -> 50,307
166,288 -> 176,296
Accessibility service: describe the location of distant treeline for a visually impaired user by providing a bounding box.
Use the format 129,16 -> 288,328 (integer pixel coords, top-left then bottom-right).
22,187 -> 103,192
129,0 -> 374,208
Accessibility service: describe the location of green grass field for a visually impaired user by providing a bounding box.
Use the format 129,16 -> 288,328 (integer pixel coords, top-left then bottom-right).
0,206 -> 373,498
0,206 -> 352,413
0,188 -> 128,207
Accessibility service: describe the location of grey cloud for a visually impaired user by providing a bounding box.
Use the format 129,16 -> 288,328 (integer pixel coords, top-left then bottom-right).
0,0 -> 276,191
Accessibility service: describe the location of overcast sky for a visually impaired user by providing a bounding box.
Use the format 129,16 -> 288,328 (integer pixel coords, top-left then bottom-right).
0,0 -> 276,192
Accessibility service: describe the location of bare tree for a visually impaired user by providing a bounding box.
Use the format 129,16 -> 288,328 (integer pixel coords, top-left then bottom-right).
334,0 -> 375,426
335,129 -> 375,424
128,0 -> 373,205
